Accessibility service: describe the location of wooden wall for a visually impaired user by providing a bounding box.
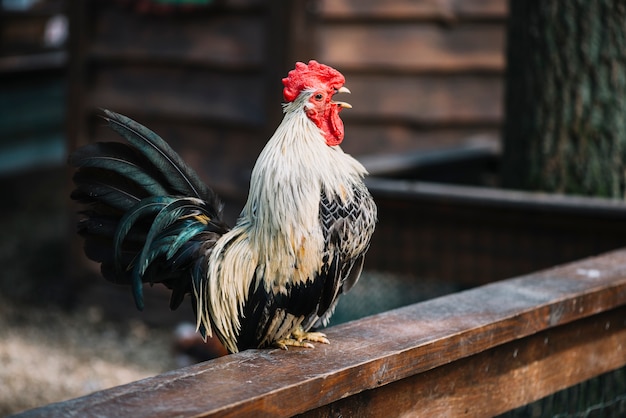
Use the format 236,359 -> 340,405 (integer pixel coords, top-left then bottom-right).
68,0 -> 294,208
66,0 -> 509,291
68,0 -> 508,204
310,0 -> 507,157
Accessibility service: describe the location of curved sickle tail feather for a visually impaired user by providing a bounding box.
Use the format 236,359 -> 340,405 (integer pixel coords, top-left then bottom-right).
70,110 -> 229,313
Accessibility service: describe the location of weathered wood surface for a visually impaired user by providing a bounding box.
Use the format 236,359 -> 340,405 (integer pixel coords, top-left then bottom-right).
344,74 -> 503,124
301,306 -> 626,417
68,0 -> 508,198
69,1 -> 282,197
312,0 -> 508,157
89,66 -> 266,126
90,8 -> 265,68
319,0 -> 507,20
319,24 -> 505,73
20,248 -> 626,417
317,0 -> 506,73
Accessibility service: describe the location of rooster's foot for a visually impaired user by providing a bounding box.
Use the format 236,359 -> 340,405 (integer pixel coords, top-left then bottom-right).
275,328 -> 329,350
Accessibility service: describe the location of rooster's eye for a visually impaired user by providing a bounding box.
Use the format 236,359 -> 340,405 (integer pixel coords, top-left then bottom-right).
315,93 -> 323,101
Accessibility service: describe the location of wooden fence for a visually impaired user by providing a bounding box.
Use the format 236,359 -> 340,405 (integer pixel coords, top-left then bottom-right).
19,248 -> 626,417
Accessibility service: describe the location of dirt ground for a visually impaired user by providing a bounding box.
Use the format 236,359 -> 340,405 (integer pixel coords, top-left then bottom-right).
0,294 -> 182,416
0,168 -> 176,415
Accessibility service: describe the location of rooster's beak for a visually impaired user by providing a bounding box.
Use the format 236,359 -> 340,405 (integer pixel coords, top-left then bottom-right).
333,86 -> 352,109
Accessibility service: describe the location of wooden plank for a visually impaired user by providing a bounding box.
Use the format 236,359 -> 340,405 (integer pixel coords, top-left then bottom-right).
19,249 -> 626,417
343,74 -> 503,124
89,65 -> 266,126
300,306 -> 626,417
341,125 -> 499,156
319,0 -> 507,20
90,7 -> 265,68
318,23 -> 505,72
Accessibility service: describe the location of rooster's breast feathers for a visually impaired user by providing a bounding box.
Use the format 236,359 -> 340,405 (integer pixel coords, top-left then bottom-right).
195,100 -> 377,353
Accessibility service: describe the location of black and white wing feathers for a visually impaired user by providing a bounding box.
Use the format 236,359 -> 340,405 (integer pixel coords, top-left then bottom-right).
235,184 -> 376,351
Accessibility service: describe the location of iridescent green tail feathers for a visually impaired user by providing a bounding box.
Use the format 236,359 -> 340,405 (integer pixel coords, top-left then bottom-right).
70,110 -> 228,311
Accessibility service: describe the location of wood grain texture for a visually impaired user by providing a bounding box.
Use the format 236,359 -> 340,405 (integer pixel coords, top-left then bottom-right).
319,0 -> 507,20
341,126 -> 499,157
89,65 -> 266,126
20,248 -> 626,417
300,307 -> 626,417
91,8 -> 265,68
343,74 -> 503,124
318,24 -> 505,72
311,0 -> 507,159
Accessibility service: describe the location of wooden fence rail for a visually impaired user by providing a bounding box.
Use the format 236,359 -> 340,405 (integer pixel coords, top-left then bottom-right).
18,248 -> 626,417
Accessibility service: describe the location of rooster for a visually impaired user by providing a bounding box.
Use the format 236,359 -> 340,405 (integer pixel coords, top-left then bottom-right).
70,60 -> 377,353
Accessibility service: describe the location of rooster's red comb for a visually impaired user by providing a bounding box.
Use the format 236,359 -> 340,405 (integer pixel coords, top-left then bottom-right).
282,60 -> 345,103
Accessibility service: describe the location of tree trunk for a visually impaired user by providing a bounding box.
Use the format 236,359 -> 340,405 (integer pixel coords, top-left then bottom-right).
502,0 -> 626,198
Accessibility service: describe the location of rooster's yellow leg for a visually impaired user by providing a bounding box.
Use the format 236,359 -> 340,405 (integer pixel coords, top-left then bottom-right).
275,327 -> 330,350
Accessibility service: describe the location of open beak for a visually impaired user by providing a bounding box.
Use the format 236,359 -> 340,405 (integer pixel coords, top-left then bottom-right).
333,86 -> 352,109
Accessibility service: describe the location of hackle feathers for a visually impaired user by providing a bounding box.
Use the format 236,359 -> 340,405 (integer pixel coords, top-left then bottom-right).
193,90 -> 371,352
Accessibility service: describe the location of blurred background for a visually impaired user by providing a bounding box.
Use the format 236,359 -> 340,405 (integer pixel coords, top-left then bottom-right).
8,1 -> 625,415
0,0 -> 507,412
